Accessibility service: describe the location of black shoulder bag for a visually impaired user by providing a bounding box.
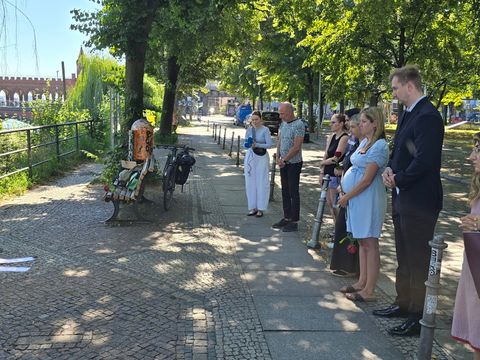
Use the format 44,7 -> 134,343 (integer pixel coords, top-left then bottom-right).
251,127 -> 267,156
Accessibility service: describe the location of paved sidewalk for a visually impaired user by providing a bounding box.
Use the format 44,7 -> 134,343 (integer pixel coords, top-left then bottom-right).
0,118 -> 468,359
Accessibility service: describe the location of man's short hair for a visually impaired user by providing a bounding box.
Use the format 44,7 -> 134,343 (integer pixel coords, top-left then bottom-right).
345,108 -> 360,118
390,65 -> 422,91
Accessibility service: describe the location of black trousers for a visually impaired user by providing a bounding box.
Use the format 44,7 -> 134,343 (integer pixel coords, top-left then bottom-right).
330,206 -> 360,274
392,210 -> 438,319
280,161 -> 302,222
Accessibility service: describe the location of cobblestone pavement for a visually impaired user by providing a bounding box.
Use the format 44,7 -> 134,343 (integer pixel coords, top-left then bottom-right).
0,131 -> 271,359
0,117 -> 474,360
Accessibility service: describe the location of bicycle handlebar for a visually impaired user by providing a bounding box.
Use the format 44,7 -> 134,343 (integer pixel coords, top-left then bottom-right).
155,144 -> 195,152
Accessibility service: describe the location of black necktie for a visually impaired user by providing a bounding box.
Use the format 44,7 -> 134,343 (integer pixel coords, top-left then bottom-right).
400,110 -> 410,128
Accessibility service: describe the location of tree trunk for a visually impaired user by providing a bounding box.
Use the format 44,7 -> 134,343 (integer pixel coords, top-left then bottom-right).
259,85 -> 264,110
120,0 -> 160,142
307,71 -> 315,131
160,55 -> 180,135
339,99 -> 345,113
398,27 -> 406,67
124,43 -> 147,133
370,89 -> 379,106
298,99 -> 303,118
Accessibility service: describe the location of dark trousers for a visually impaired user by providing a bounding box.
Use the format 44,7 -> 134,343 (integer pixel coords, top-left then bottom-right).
330,206 -> 359,274
280,161 -> 302,222
392,211 -> 438,319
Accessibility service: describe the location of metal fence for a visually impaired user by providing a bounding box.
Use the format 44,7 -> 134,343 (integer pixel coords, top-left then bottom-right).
0,120 -> 94,181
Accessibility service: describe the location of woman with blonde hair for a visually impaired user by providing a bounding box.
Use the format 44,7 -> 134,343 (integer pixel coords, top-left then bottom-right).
337,107 -> 389,302
452,132 -> 480,359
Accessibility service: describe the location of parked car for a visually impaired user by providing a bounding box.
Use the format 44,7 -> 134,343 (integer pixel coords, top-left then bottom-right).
262,112 -> 310,143
234,104 -> 252,126
262,111 -> 281,135
468,112 -> 480,123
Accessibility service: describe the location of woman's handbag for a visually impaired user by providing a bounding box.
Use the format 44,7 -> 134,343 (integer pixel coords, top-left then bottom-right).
251,127 -> 267,156
463,231 -> 480,298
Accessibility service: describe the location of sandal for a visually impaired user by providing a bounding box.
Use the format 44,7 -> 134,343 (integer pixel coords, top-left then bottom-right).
345,292 -> 377,303
340,285 -> 362,294
255,211 -> 263,218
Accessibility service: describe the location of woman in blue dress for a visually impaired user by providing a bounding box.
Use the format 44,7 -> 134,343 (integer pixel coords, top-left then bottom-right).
337,107 -> 389,302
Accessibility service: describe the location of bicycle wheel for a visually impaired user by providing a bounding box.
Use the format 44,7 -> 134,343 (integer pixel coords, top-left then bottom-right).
163,165 -> 175,211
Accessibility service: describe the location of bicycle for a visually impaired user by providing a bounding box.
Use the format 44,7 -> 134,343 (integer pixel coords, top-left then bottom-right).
159,144 -> 196,211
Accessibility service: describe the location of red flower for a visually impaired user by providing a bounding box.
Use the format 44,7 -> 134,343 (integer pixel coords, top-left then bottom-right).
334,151 -> 342,158
340,232 -> 358,254
347,243 -> 358,254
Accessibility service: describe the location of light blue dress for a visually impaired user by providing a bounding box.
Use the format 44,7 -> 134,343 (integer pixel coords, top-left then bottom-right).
341,138 -> 389,239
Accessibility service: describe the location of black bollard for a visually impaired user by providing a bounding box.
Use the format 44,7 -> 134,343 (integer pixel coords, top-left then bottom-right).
236,135 -> 240,167
269,153 -> 276,202
416,235 -> 448,360
223,128 -> 227,149
229,132 -> 234,157
307,174 -> 331,249
217,125 -> 221,145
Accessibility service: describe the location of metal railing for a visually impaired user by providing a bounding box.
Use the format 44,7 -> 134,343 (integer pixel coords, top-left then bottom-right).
0,120 -> 94,181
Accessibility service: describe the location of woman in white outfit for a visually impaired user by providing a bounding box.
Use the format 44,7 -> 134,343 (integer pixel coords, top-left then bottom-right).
244,111 -> 273,217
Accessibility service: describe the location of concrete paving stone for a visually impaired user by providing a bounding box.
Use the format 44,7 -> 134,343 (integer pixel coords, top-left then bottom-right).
243,269 -> 336,297
235,235 -> 325,271
253,295 -> 377,332
265,331 -> 404,360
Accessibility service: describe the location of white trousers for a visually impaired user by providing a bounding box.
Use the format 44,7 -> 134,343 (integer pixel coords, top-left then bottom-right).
244,149 -> 270,211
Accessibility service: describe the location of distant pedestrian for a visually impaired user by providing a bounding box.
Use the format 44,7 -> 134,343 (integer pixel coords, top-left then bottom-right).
244,111 -> 273,217
452,132 -> 480,359
337,107 -> 388,302
374,65 -> 444,337
329,109 -> 361,277
319,113 -> 349,223
272,102 -> 305,232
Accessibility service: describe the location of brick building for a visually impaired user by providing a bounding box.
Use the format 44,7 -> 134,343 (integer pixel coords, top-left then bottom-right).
0,48 -> 82,120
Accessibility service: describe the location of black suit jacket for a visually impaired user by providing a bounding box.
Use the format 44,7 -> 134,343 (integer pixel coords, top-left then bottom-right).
389,97 -> 444,216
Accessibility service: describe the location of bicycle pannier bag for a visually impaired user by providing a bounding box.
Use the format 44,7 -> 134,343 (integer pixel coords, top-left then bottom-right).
175,154 -> 196,185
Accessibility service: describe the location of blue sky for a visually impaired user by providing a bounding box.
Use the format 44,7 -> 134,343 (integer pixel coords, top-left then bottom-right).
1,0 -> 104,78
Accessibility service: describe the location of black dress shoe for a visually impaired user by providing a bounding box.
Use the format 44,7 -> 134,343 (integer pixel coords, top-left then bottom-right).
372,305 -> 408,318
388,319 -> 421,336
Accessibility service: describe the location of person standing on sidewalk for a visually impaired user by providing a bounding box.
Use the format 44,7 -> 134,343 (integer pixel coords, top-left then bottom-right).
329,109 -> 361,277
319,113 -> 349,224
452,132 -> 480,359
337,107 -> 389,302
244,111 -> 273,218
272,102 -> 305,232
375,65 -> 444,336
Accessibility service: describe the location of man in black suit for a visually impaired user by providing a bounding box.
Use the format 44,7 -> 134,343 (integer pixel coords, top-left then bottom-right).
374,65 -> 444,336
